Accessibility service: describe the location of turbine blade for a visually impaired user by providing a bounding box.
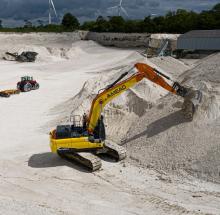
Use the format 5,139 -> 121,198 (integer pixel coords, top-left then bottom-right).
121,7 -> 129,17
49,0 -> 51,11
50,0 -> 58,17
120,0 -> 123,6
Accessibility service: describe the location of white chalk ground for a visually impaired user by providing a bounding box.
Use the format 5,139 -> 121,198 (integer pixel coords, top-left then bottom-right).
0,34 -> 220,215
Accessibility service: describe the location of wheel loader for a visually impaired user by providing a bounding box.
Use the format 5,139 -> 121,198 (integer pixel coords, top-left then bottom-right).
17,76 -> 40,92
50,63 -> 202,171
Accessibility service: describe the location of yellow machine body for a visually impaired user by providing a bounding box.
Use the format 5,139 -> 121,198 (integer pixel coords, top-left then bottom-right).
0,89 -> 20,96
50,130 -> 104,153
4,89 -> 20,95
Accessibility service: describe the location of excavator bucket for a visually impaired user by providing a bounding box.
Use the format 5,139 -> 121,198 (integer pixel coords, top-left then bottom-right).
182,88 -> 203,120
190,90 -> 203,106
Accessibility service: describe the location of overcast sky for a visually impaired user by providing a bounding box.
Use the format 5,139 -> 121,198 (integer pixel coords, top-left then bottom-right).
0,0 -> 219,27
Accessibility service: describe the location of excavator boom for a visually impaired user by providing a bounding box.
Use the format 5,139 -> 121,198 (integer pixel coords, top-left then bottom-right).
135,63 -> 176,94
88,72 -> 144,133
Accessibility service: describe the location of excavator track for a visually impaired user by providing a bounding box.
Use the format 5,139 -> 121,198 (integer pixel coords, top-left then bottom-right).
58,150 -> 102,171
103,140 -> 127,161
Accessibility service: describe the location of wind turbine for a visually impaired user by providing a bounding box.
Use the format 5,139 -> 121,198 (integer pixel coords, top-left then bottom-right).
48,0 -> 58,24
108,0 -> 129,17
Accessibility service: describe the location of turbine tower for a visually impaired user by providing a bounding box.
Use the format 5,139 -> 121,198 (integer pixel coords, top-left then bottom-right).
108,0 -> 128,17
48,0 -> 58,24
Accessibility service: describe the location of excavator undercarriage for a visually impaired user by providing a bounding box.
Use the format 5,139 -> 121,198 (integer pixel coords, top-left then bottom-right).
55,142 -> 126,171
50,116 -> 126,171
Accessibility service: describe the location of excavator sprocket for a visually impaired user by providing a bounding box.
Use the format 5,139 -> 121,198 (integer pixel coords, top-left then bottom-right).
104,140 -> 127,161
58,150 -> 102,171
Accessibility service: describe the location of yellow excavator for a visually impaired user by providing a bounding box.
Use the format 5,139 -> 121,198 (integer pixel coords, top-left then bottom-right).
50,63 -> 202,171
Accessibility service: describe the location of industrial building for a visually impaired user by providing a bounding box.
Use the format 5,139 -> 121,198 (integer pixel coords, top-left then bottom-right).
177,30 -> 220,51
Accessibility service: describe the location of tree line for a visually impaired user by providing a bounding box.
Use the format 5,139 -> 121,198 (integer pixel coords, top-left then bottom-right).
0,13 -> 80,33
0,3 -> 219,33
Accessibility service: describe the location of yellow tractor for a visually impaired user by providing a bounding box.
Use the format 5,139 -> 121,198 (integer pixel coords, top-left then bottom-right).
50,63 -> 202,171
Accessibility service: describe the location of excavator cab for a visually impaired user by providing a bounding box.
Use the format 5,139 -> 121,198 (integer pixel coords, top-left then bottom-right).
53,114 -> 106,141
50,112 -> 125,171
58,113 -> 106,141
55,115 -> 88,139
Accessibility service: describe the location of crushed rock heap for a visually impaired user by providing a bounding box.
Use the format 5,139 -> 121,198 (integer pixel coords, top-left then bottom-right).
52,49 -> 220,183
125,53 -> 220,183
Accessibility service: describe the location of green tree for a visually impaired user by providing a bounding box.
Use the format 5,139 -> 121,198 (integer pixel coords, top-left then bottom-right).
62,13 -> 80,30
91,16 -> 111,32
0,20 -> 2,28
141,16 -> 157,33
37,20 -> 44,27
197,11 -> 216,29
108,16 -> 125,32
212,3 -> 220,12
24,20 -> 32,28
124,20 -> 143,33
152,16 -> 165,32
163,10 -> 199,33
81,21 -> 96,31
211,3 -> 220,28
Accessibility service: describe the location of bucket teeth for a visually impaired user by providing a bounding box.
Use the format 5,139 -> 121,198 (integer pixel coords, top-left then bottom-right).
185,89 -> 203,106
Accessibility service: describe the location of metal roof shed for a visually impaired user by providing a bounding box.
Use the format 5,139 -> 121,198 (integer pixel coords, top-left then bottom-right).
177,30 -> 220,50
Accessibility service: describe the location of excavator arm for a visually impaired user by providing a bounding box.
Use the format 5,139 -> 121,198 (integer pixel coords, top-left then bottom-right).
134,63 -> 187,96
87,71 -> 144,133
87,62 -> 201,134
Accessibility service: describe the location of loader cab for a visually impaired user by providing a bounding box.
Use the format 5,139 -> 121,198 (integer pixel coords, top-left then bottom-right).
21,76 -> 33,81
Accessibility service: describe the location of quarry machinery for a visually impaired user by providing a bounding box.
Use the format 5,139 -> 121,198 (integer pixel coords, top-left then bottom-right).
50,62 -> 202,171
0,89 -> 20,98
17,76 -> 40,92
4,51 -> 38,62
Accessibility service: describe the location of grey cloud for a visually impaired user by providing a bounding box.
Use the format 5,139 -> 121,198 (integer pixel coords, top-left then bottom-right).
149,1 -> 160,8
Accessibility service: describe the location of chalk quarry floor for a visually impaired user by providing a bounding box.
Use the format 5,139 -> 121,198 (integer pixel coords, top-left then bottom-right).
0,45 -> 220,215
